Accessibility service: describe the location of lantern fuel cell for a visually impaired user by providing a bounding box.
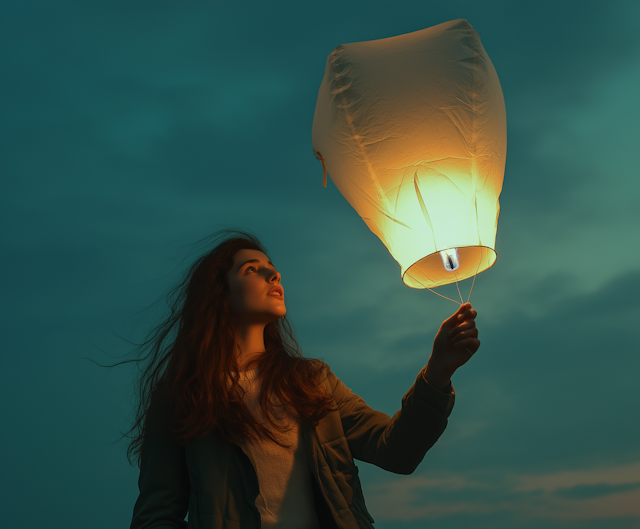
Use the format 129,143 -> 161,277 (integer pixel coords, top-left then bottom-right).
313,19 -> 506,289
440,249 -> 460,272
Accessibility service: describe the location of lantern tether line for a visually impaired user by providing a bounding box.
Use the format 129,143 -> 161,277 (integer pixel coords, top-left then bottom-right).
408,275 -> 461,305
453,270 -> 464,305
466,247 -> 483,303
426,286 -> 461,305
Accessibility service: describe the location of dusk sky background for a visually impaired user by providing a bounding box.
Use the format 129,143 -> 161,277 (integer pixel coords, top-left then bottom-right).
2,1 -> 639,528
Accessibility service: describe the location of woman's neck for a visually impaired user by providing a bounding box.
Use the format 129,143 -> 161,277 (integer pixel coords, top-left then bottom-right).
235,323 -> 266,372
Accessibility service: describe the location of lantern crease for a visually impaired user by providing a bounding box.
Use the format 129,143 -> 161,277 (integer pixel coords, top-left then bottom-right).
413,174 -> 438,250
363,193 -> 412,230
393,170 -> 410,215
433,170 -> 474,200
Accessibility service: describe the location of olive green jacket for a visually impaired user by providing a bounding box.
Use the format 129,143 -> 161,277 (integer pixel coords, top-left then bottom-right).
130,366 -> 454,529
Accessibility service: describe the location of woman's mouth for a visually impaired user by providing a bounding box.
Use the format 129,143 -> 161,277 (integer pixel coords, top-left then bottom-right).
268,292 -> 284,300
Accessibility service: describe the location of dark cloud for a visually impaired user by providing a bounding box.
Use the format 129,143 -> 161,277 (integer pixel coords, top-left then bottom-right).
555,482 -> 640,500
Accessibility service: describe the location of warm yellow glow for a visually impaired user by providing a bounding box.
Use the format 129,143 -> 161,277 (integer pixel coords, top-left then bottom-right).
312,19 -> 506,288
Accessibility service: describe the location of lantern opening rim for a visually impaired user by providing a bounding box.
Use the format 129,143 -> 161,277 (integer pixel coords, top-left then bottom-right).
402,245 -> 497,290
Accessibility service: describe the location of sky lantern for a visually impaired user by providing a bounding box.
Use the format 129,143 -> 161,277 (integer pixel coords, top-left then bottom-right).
312,19 -> 506,298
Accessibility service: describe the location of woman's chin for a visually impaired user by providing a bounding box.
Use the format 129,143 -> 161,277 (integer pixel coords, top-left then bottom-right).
264,307 -> 287,322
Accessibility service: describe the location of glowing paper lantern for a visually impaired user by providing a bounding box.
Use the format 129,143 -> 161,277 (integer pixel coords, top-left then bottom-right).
312,19 -> 506,289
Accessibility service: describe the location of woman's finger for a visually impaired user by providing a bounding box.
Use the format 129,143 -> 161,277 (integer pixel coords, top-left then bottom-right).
454,337 -> 481,350
448,320 -> 476,337
444,303 -> 472,328
457,308 -> 477,322
451,328 -> 479,344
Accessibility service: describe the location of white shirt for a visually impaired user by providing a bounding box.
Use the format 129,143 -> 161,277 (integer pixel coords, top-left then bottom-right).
236,369 -> 322,529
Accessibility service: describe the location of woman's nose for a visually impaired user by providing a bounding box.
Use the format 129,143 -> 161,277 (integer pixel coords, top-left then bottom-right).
268,269 -> 281,283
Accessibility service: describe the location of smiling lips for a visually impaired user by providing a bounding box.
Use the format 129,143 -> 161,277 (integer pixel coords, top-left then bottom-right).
268,286 -> 284,299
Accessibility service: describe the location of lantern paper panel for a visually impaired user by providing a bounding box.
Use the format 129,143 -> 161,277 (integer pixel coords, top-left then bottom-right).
312,19 -> 506,289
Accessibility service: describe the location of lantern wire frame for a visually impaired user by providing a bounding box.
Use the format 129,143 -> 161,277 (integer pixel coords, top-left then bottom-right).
412,247 -> 484,306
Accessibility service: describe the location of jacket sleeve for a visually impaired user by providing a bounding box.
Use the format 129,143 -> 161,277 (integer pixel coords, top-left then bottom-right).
328,366 -> 455,475
130,400 -> 190,529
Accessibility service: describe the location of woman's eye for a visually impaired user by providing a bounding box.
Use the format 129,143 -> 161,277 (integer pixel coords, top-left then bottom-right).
246,266 -> 257,273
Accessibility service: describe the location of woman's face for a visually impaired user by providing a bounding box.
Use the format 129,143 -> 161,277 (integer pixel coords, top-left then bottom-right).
226,249 -> 286,324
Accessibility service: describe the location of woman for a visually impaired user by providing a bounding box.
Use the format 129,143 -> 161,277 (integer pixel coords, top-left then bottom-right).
128,230 -> 479,529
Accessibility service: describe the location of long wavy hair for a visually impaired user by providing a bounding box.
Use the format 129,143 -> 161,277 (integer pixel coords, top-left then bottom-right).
125,229 -> 336,465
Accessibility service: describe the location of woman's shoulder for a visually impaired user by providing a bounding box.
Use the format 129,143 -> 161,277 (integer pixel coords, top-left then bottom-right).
309,361 -> 349,400
297,357 -> 341,395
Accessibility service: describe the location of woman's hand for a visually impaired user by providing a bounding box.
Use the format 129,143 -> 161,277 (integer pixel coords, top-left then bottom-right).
424,303 -> 480,391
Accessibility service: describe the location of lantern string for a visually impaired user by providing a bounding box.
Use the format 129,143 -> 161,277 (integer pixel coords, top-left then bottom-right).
466,247 -> 483,303
409,271 -> 461,304
424,287 -> 461,305
410,274 -> 463,305
466,274 -> 477,303
453,270 -> 464,305
409,276 -> 462,305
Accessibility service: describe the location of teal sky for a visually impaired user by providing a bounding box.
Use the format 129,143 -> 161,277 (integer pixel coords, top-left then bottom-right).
1,1 -> 639,527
